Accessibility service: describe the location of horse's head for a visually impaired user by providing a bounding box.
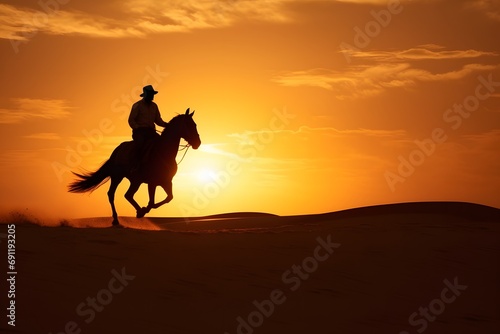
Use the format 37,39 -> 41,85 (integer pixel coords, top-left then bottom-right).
166,108 -> 201,149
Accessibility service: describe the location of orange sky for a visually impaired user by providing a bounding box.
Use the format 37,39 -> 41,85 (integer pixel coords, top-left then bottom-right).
0,0 -> 499,219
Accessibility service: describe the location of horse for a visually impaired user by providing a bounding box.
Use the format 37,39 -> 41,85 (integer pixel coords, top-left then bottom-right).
68,108 -> 201,226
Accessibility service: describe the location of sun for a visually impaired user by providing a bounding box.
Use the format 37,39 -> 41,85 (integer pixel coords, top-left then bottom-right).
197,168 -> 217,183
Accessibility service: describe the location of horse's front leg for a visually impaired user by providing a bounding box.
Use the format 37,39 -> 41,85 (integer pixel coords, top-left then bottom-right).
137,184 -> 156,218
150,180 -> 173,210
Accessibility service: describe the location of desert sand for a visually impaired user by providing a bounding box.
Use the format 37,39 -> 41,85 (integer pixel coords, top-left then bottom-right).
1,201 -> 499,334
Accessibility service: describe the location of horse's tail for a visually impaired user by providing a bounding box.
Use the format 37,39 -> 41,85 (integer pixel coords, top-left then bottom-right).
68,159 -> 113,193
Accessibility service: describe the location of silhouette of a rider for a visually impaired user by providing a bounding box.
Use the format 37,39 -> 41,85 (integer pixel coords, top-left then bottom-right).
128,85 -> 167,169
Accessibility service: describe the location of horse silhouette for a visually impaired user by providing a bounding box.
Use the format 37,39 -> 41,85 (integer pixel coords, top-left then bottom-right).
68,109 -> 201,226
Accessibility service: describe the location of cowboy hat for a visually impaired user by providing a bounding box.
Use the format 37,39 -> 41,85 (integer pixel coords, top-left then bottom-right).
140,85 -> 158,97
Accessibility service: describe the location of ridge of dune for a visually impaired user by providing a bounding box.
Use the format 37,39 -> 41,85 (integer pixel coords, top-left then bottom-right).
1,201 -> 497,231
148,201 -> 499,232
311,201 -> 500,221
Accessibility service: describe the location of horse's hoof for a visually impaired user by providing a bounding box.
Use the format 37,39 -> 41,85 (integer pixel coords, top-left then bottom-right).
136,207 -> 148,218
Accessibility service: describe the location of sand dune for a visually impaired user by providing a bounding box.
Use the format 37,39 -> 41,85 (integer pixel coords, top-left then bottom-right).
1,201 -> 499,334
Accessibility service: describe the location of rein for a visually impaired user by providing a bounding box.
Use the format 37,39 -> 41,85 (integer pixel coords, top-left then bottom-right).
156,128 -> 191,166
176,144 -> 190,166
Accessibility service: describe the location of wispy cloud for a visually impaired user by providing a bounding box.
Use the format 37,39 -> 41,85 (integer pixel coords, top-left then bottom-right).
0,98 -> 72,124
24,132 -> 61,140
273,63 -> 499,98
296,126 -> 408,137
276,45 -> 499,98
227,125 -> 408,164
198,143 -> 240,158
226,124 -> 406,182
127,0 -> 290,28
462,129 -> 500,147
228,126 -> 407,139
0,150 -> 39,165
0,1 -> 291,41
444,130 -> 500,182
342,45 -> 497,62
1,0 -> 434,41
334,0 -> 419,4
467,0 -> 500,21
0,4 -> 145,41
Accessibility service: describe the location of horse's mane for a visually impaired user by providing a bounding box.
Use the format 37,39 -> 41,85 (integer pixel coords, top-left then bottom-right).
161,113 -> 189,135
170,113 -> 185,123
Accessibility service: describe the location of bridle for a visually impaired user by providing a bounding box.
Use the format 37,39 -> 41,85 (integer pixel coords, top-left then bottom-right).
176,143 -> 190,165
155,129 -> 191,166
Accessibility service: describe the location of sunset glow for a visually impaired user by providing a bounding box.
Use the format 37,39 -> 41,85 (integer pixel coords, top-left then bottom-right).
0,0 -> 499,219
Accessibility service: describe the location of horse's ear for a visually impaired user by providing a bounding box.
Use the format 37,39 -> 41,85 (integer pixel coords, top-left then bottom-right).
190,110 -> 195,117
185,108 -> 190,115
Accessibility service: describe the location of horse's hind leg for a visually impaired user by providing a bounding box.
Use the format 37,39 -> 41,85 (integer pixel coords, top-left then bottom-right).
124,181 -> 142,217
137,184 -> 156,218
108,176 -> 123,226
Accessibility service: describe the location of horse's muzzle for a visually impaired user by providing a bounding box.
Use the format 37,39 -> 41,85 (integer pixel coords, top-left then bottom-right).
191,137 -> 201,150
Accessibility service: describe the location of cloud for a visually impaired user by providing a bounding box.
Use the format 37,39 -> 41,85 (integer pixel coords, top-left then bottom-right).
0,98 -> 72,124
0,1 -> 291,41
127,0 -> 290,27
24,132 -> 61,140
276,45 -> 499,98
299,126 -> 408,137
1,0 -> 432,41
273,63 -> 499,98
227,125 -> 408,164
198,143 -> 240,158
228,126 -> 407,139
444,130 -> 500,182
0,4 -> 145,41
334,0 -> 419,4
0,150 -> 40,165
342,45 -> 498,62
462,129 -> 500,147
467,0 -> 500,21
226,124 -> 406,182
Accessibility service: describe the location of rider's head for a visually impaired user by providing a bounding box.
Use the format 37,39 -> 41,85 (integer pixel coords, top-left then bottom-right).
140,85 -> 158,102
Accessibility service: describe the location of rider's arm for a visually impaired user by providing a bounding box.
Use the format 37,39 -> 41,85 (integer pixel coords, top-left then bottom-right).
128,103 -> 140,129
154,104 -> 168,127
